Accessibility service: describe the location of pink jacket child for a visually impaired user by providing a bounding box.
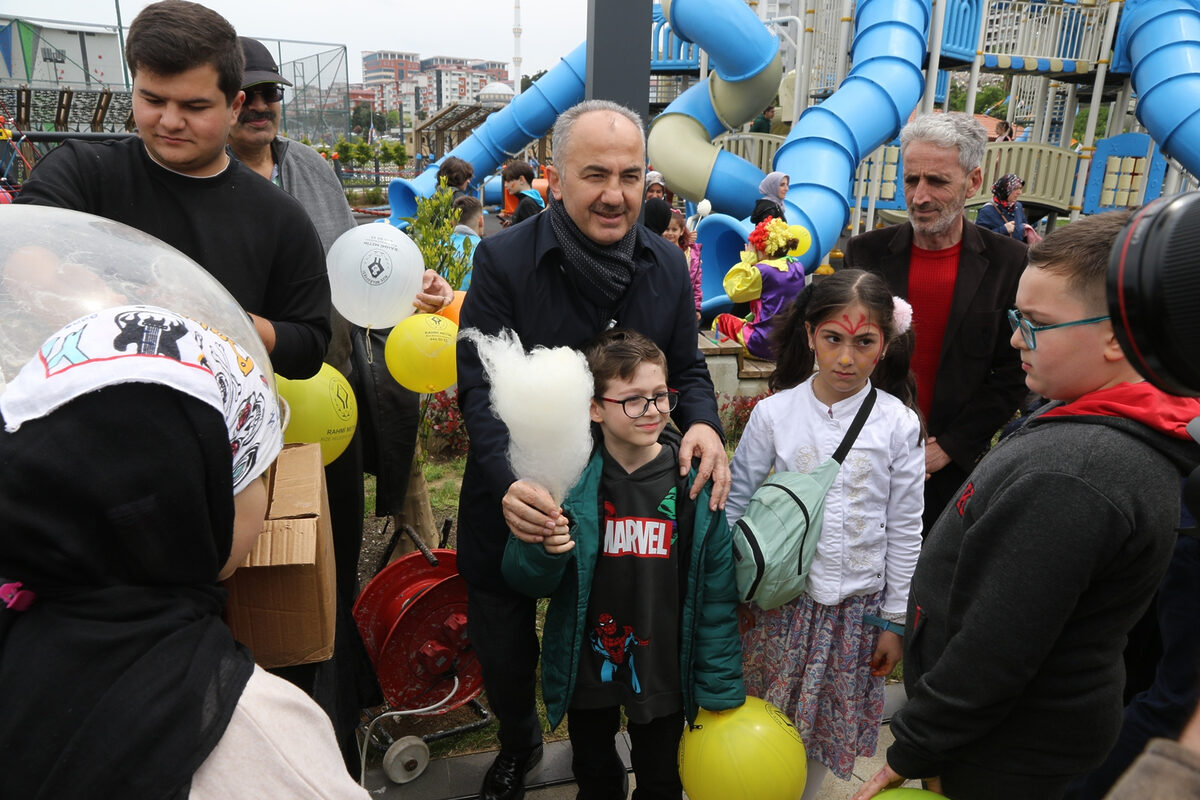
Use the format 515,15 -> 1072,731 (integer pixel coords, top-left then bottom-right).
664,210 -> 703,317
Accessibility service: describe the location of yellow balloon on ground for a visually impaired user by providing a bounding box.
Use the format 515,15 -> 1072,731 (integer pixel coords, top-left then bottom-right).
276,363 -> 358,465
788,224 -> 813,258
385,313 -> 458,393
678,696 -> 807,800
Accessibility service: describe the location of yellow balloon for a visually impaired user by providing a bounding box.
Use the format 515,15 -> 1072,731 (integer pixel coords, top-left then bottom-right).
678,696 -> 807,800
787,224 -> 813,258
276,363 -> 358,466
385,313 -> 458,394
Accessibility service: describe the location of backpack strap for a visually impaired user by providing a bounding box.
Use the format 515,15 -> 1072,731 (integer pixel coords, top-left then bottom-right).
832,387 -> 877,464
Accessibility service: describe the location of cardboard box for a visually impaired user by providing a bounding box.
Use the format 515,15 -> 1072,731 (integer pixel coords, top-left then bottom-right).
223,443 -> 336,669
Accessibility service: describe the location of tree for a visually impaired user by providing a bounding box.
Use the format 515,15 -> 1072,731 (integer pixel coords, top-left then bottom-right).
334,136 -> 354,165
350,102 -> 373,133
406,179 -> 472,290
379,140 -> 407,169
1073,106 -> 1110,148
353,140 -> 375,169
520,69 -> 547,93
947,81 -> 1008,115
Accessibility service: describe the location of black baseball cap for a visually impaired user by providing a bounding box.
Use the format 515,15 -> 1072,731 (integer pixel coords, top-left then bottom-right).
239,37 -> 293,88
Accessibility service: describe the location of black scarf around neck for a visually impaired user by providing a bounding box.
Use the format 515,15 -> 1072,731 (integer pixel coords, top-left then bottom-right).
548,198 -> 639,308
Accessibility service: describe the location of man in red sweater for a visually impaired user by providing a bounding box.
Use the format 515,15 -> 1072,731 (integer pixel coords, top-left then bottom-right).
844,112 -> 1028,534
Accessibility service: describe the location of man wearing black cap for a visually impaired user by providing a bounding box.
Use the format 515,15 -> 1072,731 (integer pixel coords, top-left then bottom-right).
15,0 -> 331,380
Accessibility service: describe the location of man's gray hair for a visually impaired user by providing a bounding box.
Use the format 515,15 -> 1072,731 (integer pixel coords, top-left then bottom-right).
551,100 -> 645,163
900,112 -> 987,173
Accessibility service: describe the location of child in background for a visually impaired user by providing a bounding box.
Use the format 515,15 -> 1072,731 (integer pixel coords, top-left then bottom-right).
451,194 -> 485,288
662,209 -> 703,321
714,216 -> 807,361
502,328 -> 745,799
728,270 -> 925,800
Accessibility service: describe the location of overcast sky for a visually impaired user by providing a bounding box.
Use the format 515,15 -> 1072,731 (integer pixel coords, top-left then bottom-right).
8,1 -> 590,84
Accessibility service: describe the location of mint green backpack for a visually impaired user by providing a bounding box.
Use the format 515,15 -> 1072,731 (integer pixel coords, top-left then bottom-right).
731,388 -> 876,610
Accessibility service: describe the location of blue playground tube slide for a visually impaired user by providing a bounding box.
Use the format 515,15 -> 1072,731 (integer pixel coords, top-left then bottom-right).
1116,0 -> 1200,178
690,0 -> 930,317
386,43 -> 586,226
773,0 -> 929,272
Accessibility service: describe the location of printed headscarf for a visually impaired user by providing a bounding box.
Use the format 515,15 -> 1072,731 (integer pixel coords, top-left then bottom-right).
991,173 -> 1025,213
1,304 -> 282,493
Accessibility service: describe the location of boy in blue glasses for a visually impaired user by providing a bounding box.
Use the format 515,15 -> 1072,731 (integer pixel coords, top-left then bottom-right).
856,210 -> 1200,800
502,328 -> 744,799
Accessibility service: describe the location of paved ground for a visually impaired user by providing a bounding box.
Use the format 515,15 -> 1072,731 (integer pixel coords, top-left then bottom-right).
364,686 -> 919,799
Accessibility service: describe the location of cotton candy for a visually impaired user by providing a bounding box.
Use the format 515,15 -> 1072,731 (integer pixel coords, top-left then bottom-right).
460,328 -> 594,503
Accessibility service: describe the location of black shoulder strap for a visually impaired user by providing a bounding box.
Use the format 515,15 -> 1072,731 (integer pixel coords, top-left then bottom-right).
833,387 -> 877,464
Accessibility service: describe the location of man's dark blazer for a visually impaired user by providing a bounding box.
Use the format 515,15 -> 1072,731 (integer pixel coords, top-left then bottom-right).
844,217 -> 1028,472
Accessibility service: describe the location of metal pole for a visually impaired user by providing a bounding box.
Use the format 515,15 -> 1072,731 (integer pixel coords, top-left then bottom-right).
922,0 -> 949,114
586,0 -> 652,121
115,0 -> 130,90
1069,0 -> 1122,221
965,0 -> 991,117
835,0 -> 854,88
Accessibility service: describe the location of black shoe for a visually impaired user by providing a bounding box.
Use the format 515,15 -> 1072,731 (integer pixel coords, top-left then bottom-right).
479,744 -> 544,800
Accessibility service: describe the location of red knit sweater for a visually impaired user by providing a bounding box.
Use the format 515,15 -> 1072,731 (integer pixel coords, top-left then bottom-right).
908,242 -> 961,419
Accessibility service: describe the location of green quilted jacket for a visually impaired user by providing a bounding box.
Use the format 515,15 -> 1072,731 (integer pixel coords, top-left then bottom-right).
501,440 -> 746,730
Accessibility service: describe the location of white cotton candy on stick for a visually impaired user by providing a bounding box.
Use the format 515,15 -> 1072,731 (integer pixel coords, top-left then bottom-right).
460,328 -> 594,504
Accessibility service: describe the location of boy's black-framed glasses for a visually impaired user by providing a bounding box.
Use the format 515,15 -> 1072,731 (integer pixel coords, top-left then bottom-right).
1007,308 -> 1110,350
599,389 -> 679,419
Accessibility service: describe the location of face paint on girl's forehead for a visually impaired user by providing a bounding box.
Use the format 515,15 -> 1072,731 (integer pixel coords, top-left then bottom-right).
816,312 -> 881,338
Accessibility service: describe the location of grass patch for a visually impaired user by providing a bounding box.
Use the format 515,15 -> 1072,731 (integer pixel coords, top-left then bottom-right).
364,474 -> 377,517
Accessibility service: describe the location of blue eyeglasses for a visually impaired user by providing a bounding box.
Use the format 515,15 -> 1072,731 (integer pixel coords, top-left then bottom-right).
1007,308 -> 1110,350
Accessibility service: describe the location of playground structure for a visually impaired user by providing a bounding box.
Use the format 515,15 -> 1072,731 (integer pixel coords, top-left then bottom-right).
385,0 -> 1200,316
0,18 -> 350,185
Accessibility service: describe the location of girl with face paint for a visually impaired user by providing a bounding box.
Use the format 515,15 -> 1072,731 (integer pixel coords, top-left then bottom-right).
725,270 -> 926,800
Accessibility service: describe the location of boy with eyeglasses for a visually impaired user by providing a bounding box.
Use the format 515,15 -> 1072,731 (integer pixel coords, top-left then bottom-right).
855,210 -> 1200,800
502,328 -> 744,799
15,0 -> 330,380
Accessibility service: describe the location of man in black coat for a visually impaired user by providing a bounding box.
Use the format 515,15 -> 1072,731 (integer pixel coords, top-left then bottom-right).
844,112 -> 1027,533
455,99 -> 729,800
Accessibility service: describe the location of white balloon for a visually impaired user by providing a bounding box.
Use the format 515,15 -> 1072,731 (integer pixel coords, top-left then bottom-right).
326,222 -> 425,329
0,205 -> 272,397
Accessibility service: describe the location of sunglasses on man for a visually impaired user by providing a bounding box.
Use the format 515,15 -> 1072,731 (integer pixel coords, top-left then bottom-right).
245,84 -> 285,104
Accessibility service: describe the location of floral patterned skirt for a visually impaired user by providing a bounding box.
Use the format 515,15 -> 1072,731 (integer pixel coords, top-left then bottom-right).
740,590 -> 885,780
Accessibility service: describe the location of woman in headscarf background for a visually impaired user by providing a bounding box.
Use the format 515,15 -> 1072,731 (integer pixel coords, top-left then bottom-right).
0,306 -> 368,800
975,173 -> 1029,243
751,171 -> 789,225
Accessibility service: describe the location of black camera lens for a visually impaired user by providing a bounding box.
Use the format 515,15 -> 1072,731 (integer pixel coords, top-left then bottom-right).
1108,192 -> 1200,397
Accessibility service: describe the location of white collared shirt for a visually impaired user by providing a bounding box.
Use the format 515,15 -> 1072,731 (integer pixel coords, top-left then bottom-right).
727,377 -> 925,615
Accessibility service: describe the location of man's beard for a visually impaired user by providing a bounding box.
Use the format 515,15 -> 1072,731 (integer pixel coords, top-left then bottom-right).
909,198 -> 963,237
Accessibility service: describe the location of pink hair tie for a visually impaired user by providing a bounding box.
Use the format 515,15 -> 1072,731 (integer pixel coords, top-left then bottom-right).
893,297 -> 914,335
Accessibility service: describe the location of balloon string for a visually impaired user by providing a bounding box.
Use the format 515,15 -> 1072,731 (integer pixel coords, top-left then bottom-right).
365,326 -> 374,364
